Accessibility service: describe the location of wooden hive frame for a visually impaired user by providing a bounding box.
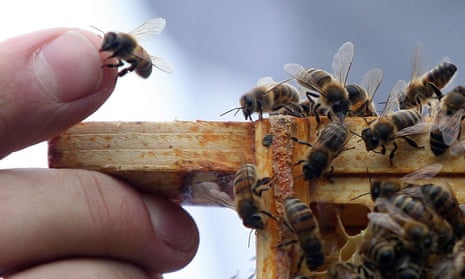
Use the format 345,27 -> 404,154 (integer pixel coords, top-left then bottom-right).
48,116 -> 465,278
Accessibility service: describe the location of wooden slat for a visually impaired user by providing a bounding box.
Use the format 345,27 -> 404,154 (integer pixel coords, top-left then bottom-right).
48,116 -> 465,279
49,121 -> 254,201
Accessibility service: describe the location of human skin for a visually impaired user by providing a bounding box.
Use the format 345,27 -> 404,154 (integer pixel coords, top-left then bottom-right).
0,29 -> 199,279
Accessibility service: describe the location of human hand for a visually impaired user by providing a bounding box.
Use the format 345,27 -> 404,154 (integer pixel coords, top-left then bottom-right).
0,29 -> 199,278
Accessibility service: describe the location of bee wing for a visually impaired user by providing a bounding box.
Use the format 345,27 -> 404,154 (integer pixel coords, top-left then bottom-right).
395,121 -> 430,137
381,80 -> 405,116
332,41 -> 354,85
400,163 -> 442,182
411,43 -> 424,80
438,108 -> 464,146
372,197 -> 420,233
449,139 -> 465,157
284,63 -> 305,79
257,76 -> 275,86
190,182 -> 235,208
360,68 -> 383,100
149,55 -> 175,74
317,122 -> 349,148
367,212 -> 405,236
284,63 -> 320,92
129,17 -> 166,41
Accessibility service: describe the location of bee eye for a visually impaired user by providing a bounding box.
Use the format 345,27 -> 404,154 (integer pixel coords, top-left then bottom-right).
245,96 -> 255,107
244,214 -> 264,230
303,164 -> 321,180
101,32 -> 120,51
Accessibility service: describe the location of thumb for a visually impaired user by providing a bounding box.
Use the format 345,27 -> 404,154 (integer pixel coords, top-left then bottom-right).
0,28 -> 117,158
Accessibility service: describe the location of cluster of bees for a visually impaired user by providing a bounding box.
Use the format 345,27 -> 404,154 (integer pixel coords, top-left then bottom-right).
222,41 -> 465,168
213,41 -> 465,279
327,164 -> 465,279
95,16 -> 465,278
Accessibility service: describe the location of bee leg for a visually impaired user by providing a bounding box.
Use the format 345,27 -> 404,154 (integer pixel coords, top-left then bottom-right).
102,60 -> 124,69
291,136 -> 312,147
117,67 -> 131,77
275,239 -> 298,249
389,142 -> 398,166
403,136 -> 424,149
327,111 -> 333,121
313,103 -> 322,128
380,145 -> 386,155
258,210 -> 280,224
253,177 -> 272,197
117,61 -> 138,77
293,159 -> 306,166
428,82 -> 443,100
342,146 -> 356,152
326,166 -> 335,183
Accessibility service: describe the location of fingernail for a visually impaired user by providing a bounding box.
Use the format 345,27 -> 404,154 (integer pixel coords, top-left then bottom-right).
33,31 -> 103,102
143,196 -> 199,254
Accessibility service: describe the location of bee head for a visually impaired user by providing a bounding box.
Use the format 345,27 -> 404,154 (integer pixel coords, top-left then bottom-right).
240,95 -> 257,120
305,251 -> 324,270
100,32 -> 120,52
302,163 -> 322,181
243,214 -> 265,230
238,200 -> 264,230
332,99 -> 350,117
346,84 -> 364,103
361,127 -> 379,151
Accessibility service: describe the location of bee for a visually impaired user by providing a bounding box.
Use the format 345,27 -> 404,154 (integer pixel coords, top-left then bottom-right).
221,77 -> 300,121
284,41 -> 354,123
365,206 -> 432,278
396,45 -> 457,112
293,120 -> 351,182
377,192 -> 453,253
99,17 -> 174,78
430,86 -> 465,155
368,163 -> 442,201
430,86 -> 465,156
346,68 -> 383,117
282,197 -> 325,272
270,92 -> 316,118
360,83 -> 429,164
192,163 -> 274,230
403,182 -> 465,238
358,234 -> 398,271
431,239 -> 465,279
368,201 -> 433,253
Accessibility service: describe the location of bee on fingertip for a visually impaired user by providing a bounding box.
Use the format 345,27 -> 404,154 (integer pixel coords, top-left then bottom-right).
99,17 -> 174,78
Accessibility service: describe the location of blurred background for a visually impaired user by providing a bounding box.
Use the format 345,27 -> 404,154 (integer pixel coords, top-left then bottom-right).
0,1 -> 464,278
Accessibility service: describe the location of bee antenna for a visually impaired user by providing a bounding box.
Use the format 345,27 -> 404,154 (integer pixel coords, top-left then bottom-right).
349,129 -> 362,138
351,168 -> 371,201
247,229 -> 255,248
350,192 -> 370,201
89,25 -> 105,36
220,107 -> 242,117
